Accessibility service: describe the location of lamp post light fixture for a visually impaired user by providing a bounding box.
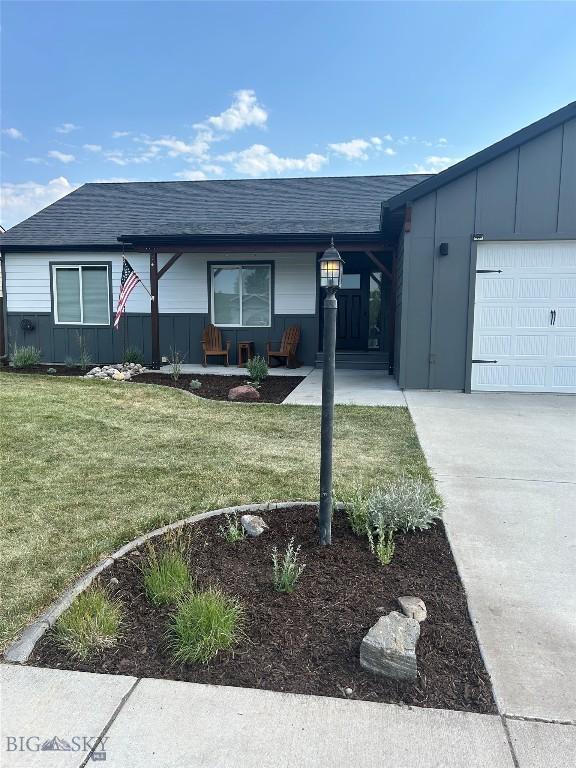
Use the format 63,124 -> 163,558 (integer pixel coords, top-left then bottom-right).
318,238 -> 344,545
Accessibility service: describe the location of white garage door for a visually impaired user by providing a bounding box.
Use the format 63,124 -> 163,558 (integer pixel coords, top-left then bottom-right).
472,241 -> 576,393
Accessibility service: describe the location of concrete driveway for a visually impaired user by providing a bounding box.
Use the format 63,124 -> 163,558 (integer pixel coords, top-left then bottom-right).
406,392 -> 576,723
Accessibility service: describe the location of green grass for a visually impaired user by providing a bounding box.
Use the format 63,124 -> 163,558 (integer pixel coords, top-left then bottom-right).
169,588 -> 244,663
0,373 -> 433,649
53,586 -> 122,660
143,548 -> 192,606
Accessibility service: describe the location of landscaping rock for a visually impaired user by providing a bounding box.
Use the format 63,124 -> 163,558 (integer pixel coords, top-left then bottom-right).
83,363 -> 144,381
360,611 -> 420,682
189,379 -> 201,390
241,514 -> 269,537
228,384 -> 260,401
397,596 -> 427,622
47,367 -> 57,375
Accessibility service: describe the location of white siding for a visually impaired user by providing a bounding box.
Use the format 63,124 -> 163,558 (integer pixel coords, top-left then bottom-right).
4,251 -> 317,316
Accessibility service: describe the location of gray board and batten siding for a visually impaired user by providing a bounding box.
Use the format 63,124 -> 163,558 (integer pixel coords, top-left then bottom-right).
395,115 -> 576,391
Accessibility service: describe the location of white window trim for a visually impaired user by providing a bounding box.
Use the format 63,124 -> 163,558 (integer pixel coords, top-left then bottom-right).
210,264 -> 272,328
52,264 -> 111,326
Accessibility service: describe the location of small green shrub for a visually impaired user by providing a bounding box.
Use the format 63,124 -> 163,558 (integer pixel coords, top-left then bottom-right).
75,331 -> 92,371
11,344 -> 41,368
143,548 -> 191,606
337,480 -> 371,538
374,529 -> 395,566
168,347 -> 184,381
218,513 -> 246,543
169,588 -> 244,663
245,355 -> 268,388
123,346 -> 145,365
188,379 -> 202,390
272,537 -> 306,593
54,587 -> 121,660
367,476 -> 442,533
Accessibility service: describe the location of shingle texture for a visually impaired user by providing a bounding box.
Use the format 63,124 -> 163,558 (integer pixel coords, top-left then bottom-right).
1,174 -> 430,248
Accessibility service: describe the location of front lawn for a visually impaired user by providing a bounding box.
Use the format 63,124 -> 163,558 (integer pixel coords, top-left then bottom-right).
0,373 -> 432,649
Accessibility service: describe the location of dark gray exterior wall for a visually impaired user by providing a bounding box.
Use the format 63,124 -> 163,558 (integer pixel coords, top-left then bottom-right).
6,312 -> 319,366
398,117 -> 576,390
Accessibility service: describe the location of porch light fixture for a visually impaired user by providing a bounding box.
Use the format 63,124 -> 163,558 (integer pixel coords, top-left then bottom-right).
318,238 -> 344,546
319,238 -> 344,288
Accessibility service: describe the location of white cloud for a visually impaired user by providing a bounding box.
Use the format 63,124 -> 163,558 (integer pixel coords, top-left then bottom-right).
329,139 -> 372,160
201,163 -> 224,175
3,127 -> 25,140
83,144 -> 102,152
437,137 -> 448,145
220,144 -> 327,176
383,134 -> 393,141
412,155 -> 462,173
48,150 -> 75,164
329,136 -> 396,161
112,131 -> 131,138
203,89 -> 267,133
141,133 -> 212,159
55,122 -> 79,134
25,157 -> 47,164
174,170 -> 208,181
0,176 -> 77,228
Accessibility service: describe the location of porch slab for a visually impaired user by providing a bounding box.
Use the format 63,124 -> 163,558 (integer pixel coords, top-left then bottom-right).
156,364 -> 314,377
283,368 -> 406,406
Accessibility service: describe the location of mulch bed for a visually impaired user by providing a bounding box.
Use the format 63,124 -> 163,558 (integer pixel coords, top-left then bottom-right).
4,364 -> 85,376
133,373 -> 304,403
2,365 -> 304,404
31,505 -> 496,713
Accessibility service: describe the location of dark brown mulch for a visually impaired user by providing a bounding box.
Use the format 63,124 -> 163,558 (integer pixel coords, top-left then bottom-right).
31,506 -> 496,713
132,373 -> 304,403
2,365 -> 304,403
3,364 -> 85,376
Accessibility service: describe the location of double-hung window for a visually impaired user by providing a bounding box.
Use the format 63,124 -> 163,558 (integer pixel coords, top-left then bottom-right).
211,264 -> 271,327
52,265 -> 110,325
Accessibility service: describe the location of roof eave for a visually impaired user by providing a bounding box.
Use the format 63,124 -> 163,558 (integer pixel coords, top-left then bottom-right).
117,231 -> 386,247
387,100 -> 576,210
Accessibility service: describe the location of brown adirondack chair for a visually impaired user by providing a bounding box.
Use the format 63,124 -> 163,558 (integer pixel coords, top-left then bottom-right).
267,325 -> 301,368
202,324 -> 230,367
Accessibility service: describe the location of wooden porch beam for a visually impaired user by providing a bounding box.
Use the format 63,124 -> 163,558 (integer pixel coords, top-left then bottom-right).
388,249 -> 398,375
365,251 -> 392,281
130,242 -> 396,255
150,251 -> 160,369
157,252 -> 182,280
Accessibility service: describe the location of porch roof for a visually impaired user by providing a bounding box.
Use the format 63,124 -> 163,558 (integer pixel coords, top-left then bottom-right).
1,173 -> 430,251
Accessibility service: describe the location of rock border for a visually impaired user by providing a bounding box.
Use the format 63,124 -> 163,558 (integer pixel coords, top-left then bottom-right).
3,501 -> 333,664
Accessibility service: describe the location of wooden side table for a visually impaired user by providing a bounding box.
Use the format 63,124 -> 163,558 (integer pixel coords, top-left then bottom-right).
237,341 -> 255,367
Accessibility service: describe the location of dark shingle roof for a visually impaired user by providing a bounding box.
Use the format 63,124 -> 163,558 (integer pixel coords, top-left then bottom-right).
1,174 -> 430,248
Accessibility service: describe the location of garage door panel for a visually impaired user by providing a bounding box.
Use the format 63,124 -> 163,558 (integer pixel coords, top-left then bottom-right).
516,306 -> 551,328
518,278 -> 551,298
515,335 -> 548,357
554,336 -> 576,358
472,241 -> 576,393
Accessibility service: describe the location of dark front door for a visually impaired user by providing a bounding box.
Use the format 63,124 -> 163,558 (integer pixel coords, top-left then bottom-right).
336,272 -> 368,349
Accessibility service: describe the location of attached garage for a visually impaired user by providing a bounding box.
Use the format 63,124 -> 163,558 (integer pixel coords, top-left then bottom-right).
390,101 -> 576,393
472,241 -> 576,393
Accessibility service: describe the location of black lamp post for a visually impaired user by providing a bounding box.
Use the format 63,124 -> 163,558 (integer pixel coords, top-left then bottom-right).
318,238 -> 344,545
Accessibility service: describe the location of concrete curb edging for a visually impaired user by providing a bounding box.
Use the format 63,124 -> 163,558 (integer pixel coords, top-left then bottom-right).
3,500 -> 326,664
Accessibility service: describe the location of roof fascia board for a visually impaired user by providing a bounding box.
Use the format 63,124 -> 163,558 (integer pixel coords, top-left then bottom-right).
387,101 -> 576,210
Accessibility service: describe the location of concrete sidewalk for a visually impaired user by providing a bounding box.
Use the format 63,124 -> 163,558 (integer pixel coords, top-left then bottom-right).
1,664 -> 549,768
283,369 -> 406,405
406,391 -> 576,724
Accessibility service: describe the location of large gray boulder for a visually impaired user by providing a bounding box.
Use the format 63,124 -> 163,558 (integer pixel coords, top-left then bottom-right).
241,514 -> 268,537
360,611 -> 420,682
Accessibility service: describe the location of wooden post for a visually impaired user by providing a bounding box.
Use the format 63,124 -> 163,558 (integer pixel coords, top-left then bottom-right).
388,249 -> 397,375
150,251 -> 160,369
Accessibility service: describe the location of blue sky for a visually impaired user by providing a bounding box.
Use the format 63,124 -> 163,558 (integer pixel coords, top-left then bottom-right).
2,0 -> 575,228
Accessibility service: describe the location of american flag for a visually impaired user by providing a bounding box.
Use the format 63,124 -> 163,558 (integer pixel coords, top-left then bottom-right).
114,258 -> 142,329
